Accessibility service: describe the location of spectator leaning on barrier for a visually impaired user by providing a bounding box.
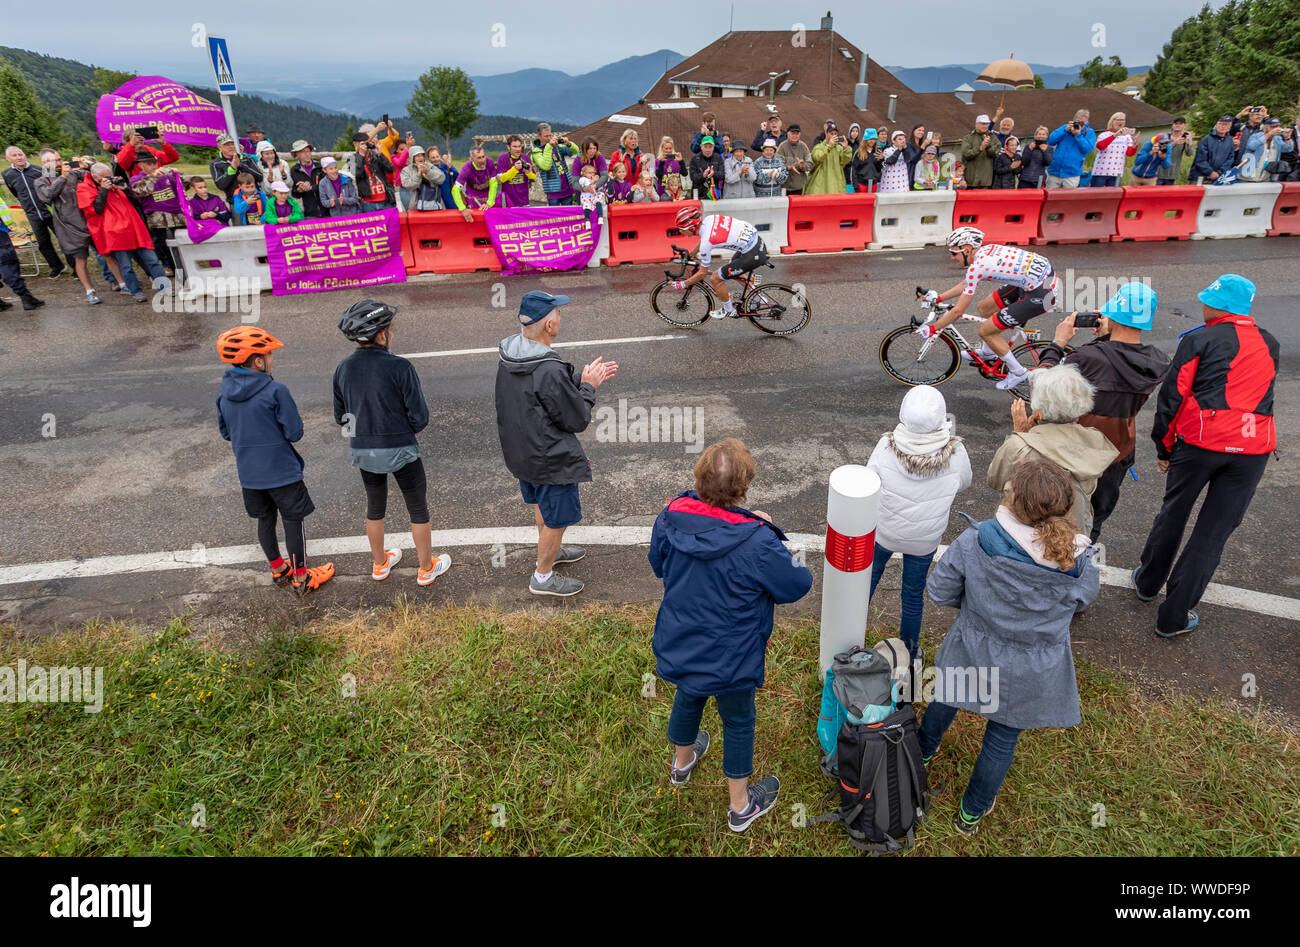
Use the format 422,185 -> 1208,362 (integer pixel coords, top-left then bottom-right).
289,141 -> 325,218
495,291 -> 617,598
531,124 -> 580,206
427,147 -> 458,209
187,176 -> 231,226
77,162 -> 168,303
610,130 -> 648,184
264,181 -> 304,224
603,161 -> 634,205
317,157 -> 359,217
1240,118 -> 1294,182
1018,127 -> 1053,188
1045,110 -> 1096,189
879,130 -> 911,194
114,128 -> 179,178
403,147 -> 447,210
650,436 -> 812,833
451,146 -> 499,220
986,363 -> 1119,539
852,130 -> 883,192
866,385 -> 971,663
349,131 -> 395,209
494,135 -> 536,208
1159,118 -> 1195,185
776,125 -> 812,195
631,169 -> 662,203
1090,112 -> 1136,187
752,114 -> 786,152
992,136 -> 1021,189
960,114 -> 1000,189
723,142 -> 756,198
232,173 -> 271,226
1135,275 -> 1278,638
574,138 -> 608,190
1271,122 -> 1300,181
128,153 -> 183,276
689,136 -> 726,200
1037,282 -> 1171,543
920,458 -> 1099,838
1130,134 -> 1173,186
1192,116 -> 1237,185
3,146 -> 69,277
210,134 -> 262,200
753,138 -> 788,197
912,142 -> 940,190
33,152 -> 98,304
654,137 -> 684,196
805,123 -> 852,196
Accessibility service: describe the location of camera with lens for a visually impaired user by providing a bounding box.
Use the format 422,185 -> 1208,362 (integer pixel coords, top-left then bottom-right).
111,175 -> 127,187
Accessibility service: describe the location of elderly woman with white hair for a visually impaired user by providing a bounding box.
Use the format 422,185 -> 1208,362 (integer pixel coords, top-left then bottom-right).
986,363 -> 1119,538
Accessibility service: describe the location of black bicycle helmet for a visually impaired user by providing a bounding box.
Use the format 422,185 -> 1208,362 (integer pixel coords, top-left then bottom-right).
338,299 -> 399,342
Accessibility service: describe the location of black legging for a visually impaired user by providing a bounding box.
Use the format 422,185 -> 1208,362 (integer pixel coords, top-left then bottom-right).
361,458 -> 429,524
257,513 -> 306,569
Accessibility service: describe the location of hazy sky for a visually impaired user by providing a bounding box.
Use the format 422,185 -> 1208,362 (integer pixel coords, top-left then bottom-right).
6,1 -> 1213,81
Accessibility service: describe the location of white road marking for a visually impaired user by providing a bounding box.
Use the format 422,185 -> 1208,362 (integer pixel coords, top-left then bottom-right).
2,527 -> 1296,622
403,335 -> 684,360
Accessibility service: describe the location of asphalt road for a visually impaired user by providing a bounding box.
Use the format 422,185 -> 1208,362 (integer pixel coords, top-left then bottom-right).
1,236 -> 1296,724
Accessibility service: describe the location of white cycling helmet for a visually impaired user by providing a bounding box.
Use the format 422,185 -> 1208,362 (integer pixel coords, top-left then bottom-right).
946,226 -> 985,250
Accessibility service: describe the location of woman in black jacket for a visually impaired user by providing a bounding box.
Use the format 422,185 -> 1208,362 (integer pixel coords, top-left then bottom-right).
851,134 -> 883,192
1018,126 -> 1054,188
992,136 -> 1021,188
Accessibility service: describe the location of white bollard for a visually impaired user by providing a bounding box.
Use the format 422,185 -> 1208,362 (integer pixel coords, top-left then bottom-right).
819,464 -> 882,676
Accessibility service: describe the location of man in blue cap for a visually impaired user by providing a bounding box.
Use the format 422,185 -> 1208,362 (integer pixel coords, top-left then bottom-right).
495,290 -> 618,597
1134,274 -> 1278,637
1039,281 -> 1170,542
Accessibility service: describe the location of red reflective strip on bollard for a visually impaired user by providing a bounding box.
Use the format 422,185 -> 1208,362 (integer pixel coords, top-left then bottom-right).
824,524 -> 874,573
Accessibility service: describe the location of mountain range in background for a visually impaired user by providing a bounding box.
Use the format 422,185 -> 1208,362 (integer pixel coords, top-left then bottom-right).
886,62 -> 1152,93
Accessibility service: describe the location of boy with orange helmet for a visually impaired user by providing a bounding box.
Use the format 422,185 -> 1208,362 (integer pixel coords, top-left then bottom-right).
216,325 -> 335,597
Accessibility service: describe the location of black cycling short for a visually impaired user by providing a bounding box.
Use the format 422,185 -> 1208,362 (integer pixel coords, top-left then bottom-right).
361,458 -> 430,524
242,480 -> 315,521
990,273 -> 1057,330
717,239 -> 769,280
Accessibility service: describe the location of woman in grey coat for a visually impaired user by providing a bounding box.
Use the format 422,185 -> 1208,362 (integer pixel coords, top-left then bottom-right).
919,458 -> 1099,836
34,157 -> 100,303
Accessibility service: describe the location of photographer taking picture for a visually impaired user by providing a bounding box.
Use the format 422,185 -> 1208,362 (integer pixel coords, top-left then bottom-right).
494,134 -> 537,207
1044,110 -> 1097,189
530,123 -> 579,206
76,162 -> 168,303
1130,133 -> 1173,186
1157,118 -> 1195,185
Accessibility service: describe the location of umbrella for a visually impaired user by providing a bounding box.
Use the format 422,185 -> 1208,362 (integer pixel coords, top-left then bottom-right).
976,55 -> 1036,111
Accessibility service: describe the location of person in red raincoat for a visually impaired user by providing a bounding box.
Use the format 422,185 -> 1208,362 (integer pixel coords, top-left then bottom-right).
77,162 -> 168,301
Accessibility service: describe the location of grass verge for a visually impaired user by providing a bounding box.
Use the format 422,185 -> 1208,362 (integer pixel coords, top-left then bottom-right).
1,603 -> 1296,856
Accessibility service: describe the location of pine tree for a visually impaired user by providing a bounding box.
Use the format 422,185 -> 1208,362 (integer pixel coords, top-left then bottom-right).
1143,5 -> 1216,116
1193,0 -> 1300,128
333,124 -> 356,151
0,58 -> 65,152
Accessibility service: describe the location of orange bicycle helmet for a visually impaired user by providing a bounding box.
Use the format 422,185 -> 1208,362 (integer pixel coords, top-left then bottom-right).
217,325 -> 284,364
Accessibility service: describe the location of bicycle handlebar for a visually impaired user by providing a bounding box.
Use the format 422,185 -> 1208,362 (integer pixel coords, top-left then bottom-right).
664,244 -> 699,279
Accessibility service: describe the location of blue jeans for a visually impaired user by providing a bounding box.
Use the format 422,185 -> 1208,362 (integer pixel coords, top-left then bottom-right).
1090,174 -> 1119,187
868,543 -> 935,659
667,687 -> 756,779
918,701 -> 1021,818
546,194 -> 575,206
112,248 -> 167,295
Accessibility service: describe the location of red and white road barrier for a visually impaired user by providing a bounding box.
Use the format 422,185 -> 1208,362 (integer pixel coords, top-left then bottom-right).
819,464 -> 882,675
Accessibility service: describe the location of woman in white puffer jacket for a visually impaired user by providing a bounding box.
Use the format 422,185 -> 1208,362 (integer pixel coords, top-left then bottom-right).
867,385 -> 972,661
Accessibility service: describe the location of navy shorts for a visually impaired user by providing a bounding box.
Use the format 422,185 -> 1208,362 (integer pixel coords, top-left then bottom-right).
519,480 -> 582,529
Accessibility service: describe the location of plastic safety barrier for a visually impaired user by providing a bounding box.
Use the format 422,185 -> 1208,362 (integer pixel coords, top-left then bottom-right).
604,200 -> 699,266
1032,186 -> 1122,245
783,193 -> 874,253
1112,185 -> 1203,242
710,195 -> 789,252
952,188 -> 1044,246
1192,182 -> 1281,239
1268,181 -> 1300,237
405,209 -> 502,274
168,225 -> 271,295
398,211 -> 417,274
868,190 -> 953,250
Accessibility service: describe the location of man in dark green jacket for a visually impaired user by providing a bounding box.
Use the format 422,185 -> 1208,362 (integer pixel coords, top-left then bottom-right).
961,115 -> 1001,189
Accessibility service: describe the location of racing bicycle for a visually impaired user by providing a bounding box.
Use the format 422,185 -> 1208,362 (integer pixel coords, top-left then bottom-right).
877,287 -> 1071,400
649,244 -> 812,336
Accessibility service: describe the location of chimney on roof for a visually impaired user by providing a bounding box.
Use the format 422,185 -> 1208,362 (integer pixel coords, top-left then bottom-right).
768,72 -> 779,104
888,94 -> 898,122
821,10 -> 833,30
854,47 -> 868,111
954,82 -> 974,105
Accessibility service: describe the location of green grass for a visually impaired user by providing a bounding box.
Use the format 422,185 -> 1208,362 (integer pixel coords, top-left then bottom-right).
0,604 -> 1296,856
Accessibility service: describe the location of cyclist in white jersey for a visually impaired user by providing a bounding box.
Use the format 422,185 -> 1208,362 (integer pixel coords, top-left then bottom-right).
670,205 -> 770,319
919,226 -> 1060,390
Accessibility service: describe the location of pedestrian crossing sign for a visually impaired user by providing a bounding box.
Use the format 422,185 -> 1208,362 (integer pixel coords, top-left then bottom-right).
208,36 -> 237,94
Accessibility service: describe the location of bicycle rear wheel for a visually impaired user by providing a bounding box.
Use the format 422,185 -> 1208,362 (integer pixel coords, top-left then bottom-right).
650,280 -> 714,328
743,283 -> 812,336
1008,340 -> 1073,400
878,326 -> 961,387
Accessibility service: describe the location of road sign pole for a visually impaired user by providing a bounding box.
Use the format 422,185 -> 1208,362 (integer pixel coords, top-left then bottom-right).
220,93 -> 239,144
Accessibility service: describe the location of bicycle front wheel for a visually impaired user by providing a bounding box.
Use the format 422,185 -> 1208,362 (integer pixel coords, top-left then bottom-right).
878,326 -> 961,387
743,283 -> 812,335
1008,340 -> 1073,400
650,280 -> 714,328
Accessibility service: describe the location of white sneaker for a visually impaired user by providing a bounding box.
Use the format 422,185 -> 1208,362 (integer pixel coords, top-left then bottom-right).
417,553 -> 452,586
372,548 -> 402,581
708,308 -> 728,320
995,369 -> 1030,391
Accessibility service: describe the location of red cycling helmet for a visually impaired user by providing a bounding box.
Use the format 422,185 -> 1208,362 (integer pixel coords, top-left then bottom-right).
675,205 -> 702,233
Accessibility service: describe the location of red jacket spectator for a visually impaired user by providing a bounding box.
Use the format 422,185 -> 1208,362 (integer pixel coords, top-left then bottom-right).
115,137 -> 180,178
77,170 -> 153,253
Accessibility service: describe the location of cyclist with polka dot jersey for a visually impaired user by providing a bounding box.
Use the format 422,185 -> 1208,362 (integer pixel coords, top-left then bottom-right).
918,227 -> 1060,390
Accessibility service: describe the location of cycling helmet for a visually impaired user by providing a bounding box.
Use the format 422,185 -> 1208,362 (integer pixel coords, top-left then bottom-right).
338,299 -> 399,342
217,325 -> 283,364
946,226 -> 985,250
675,205 -> 702,233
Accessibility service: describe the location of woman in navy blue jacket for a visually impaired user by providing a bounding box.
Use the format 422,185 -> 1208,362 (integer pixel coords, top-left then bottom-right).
650,437 -> 813,832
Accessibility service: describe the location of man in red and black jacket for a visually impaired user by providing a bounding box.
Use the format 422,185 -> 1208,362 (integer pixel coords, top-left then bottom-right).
113,128 -> 180,179
1134,274 -> 1278,638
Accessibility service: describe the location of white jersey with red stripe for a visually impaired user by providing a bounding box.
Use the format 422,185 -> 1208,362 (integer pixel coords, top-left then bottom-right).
962,243 -> 1053,296
697,214 -> 759,265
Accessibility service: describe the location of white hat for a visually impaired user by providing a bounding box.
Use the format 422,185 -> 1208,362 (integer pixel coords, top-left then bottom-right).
578,176 -> 591,189
321,156 -> 337,167
270,180 -> 290,192
408,145 -> 425,158
976,114 -> 992,124
899,385 -> 950,434
256,140 -> 275,153
763,138 -> 778,149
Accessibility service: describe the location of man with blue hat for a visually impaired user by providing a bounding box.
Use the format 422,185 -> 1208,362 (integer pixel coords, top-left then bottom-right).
495,290 -> 618,597
1134,274 -> 1278,637
1039,281 -> 1170,542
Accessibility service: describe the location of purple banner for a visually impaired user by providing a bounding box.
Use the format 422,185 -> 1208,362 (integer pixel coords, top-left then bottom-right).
176,172 -> 225,244
96,76 -> 229,148
484,206 -> 600,274
264,209 -> 407,295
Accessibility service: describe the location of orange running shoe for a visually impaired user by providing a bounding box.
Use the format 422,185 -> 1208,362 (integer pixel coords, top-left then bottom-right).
417,553 -> 452,587
372,548 -> 402,581
270,562 -> 294,588
292,562 -> 336,598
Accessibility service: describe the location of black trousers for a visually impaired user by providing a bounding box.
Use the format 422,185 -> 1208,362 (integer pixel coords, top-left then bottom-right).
1089,454 -> 1132,543
0,231 -> 29,296
28,214 -> 68,273
1136,442 -> 1270,632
